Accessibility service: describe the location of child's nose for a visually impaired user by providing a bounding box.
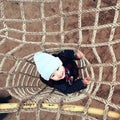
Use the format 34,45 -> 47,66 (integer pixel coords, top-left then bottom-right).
57,71 -> 62,77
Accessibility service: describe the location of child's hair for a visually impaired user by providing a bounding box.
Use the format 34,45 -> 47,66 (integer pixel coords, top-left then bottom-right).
34,52 -> 62,80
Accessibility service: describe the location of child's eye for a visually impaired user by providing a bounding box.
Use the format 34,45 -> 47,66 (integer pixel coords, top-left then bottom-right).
57,67 -> 59,71
51,74 -> 55,78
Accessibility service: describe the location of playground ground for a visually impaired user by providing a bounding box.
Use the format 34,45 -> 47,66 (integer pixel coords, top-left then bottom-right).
0,0 -> 120,120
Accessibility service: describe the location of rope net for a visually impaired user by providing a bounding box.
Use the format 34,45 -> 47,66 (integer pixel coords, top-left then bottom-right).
0,0 -> 120,120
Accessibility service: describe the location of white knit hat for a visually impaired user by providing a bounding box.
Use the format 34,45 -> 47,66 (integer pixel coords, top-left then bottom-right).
34,52 -> 62,81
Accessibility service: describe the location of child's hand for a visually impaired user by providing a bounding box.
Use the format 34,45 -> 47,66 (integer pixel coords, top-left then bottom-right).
76,50 -> 84,59
82,77 -> 91,85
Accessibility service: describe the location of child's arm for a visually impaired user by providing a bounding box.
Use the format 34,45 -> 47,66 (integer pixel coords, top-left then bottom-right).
51,78 -> 87,94
40,75 -> 91,94
57,49 -> 84,60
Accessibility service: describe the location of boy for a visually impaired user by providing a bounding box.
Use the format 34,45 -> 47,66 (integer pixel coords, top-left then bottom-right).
34,49 -> 91,94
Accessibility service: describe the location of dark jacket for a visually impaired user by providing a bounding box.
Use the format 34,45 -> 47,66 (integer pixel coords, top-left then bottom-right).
40,50 -> 86,94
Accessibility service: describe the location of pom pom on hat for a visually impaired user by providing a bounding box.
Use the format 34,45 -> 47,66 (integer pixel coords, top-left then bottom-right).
34,52 -> 62,81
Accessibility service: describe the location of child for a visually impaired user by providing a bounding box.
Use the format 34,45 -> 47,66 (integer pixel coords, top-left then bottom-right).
34,49 -> 91,94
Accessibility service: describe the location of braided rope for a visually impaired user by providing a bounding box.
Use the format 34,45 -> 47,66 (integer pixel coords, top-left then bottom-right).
0,0 -> 120,120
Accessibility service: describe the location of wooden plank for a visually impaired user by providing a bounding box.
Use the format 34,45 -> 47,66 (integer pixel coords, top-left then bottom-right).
0,102 -> 119,119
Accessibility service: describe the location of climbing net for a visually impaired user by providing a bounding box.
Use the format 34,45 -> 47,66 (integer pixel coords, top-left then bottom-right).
0,0 -> 120,120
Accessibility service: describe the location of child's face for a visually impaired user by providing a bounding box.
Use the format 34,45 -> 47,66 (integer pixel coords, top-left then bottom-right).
50,66 -> 65,81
